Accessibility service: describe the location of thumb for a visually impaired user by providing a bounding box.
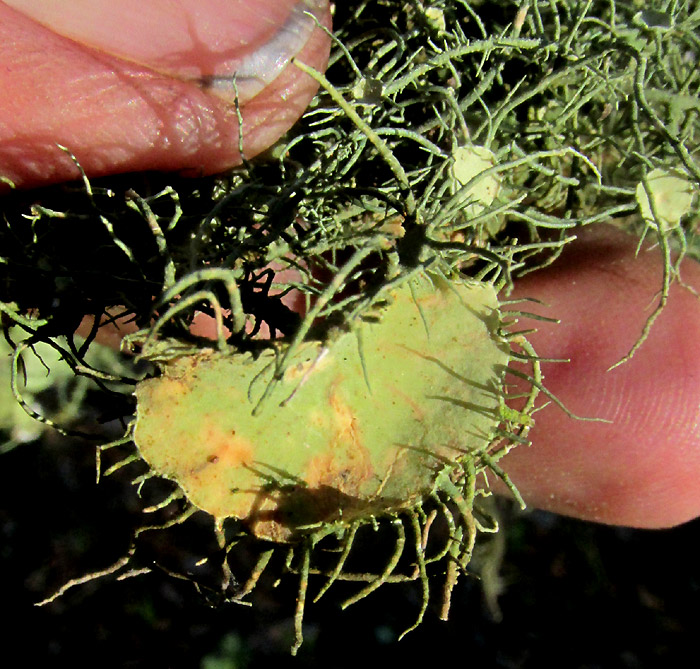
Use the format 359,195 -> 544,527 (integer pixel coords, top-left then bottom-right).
499,225 -> 700,529
0,0 -> 331,189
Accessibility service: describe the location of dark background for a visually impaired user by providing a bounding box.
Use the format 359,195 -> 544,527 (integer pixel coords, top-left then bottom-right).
2,428 -> 698,669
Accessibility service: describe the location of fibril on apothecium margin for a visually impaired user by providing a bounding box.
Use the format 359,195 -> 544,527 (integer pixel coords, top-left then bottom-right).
1,0 -> 699,655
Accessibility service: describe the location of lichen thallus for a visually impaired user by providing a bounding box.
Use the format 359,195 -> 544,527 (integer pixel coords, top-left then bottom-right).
30,257 -> 546,655
18,55 -> 550,655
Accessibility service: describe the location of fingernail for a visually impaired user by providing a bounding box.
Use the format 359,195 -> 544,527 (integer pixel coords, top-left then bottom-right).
4,0 -> 330,103
200,0 -> 329,103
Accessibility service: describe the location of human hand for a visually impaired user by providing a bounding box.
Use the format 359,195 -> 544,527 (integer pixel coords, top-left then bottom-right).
0,0 -> 331,189
502,224 -> 700,529
2,0 -> 699,530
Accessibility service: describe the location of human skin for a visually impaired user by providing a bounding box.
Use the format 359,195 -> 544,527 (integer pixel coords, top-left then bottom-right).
0,0 -> 332,189
501,225 -> 700,528
1,0 -> 699,529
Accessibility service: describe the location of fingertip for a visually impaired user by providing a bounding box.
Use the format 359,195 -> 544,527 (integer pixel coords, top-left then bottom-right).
499,225 -> 700,528
0,1 -> 331,189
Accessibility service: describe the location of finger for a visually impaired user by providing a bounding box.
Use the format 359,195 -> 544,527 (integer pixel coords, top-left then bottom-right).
0,0 -> 331,189
499,224 -> 700,528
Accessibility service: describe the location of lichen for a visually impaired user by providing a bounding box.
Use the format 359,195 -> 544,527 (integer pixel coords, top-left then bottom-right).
133,278 -> 508,540
2,0 -> 699,655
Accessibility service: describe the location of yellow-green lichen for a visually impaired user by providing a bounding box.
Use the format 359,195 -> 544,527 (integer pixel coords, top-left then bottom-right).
134,277 -> 508,542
